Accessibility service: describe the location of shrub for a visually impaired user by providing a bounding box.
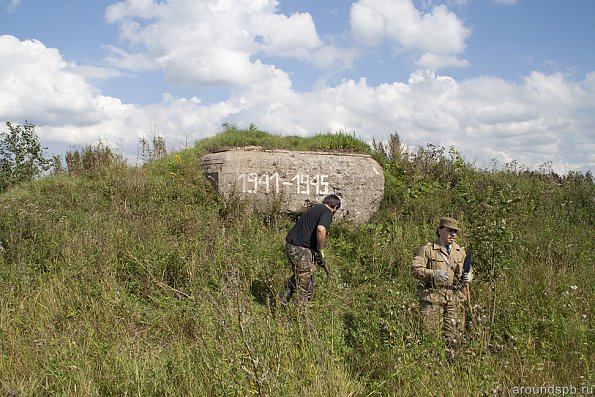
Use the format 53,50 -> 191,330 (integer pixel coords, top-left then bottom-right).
0,121 -> 51,192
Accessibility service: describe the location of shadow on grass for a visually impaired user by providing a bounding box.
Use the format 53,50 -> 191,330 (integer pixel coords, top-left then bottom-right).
250,279 -> 276,310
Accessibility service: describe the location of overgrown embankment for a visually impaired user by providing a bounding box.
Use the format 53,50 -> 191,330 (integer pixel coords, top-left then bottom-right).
0,127 -> 593,396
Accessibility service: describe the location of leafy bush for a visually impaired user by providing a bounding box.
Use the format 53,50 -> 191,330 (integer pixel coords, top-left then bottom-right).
64,142 -> 125,177
0,121 -> 51,192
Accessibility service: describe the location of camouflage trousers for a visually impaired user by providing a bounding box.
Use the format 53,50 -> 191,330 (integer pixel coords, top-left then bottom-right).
418,288 -> 466,346
282,243 -> 317,303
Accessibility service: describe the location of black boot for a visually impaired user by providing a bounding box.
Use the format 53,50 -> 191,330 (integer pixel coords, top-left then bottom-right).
278,276 -> 295,304
278,287 -> 292,303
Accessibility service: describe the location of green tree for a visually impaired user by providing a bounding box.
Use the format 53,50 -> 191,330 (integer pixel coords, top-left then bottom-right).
0,121 -> 51,192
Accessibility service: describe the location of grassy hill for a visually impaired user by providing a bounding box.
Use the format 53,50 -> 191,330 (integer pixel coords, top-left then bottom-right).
0,127 -> 593,396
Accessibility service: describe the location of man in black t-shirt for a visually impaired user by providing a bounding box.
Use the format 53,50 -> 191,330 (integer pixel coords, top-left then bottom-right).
280,194 -> 341,304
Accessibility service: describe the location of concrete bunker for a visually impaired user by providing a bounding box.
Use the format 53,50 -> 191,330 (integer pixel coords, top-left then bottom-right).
201,147 -> 384,224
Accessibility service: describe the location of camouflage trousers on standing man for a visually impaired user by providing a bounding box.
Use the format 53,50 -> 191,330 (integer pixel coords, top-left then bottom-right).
418,287 -> 466,346
280,243 -> 317,304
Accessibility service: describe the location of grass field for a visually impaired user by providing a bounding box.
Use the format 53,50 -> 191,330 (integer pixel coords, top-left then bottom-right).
0,127 -> 593,396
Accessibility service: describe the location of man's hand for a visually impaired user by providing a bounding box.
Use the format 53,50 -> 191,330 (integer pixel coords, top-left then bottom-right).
462,271 -> 473,283
314,250 -> 330,283
433,269 -> 449,282
314,250 -> 326,267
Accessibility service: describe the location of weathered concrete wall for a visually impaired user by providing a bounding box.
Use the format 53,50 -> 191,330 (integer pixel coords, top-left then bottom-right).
201,147 -> 384,224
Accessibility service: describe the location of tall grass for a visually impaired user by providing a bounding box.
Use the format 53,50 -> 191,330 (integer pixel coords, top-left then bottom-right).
0,128 -> 592,396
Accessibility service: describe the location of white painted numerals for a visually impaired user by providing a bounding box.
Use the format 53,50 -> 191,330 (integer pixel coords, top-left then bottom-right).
237,173 -> 328,195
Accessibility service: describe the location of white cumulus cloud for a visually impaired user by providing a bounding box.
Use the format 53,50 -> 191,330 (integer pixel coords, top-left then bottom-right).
104,0 -> 351,88
350,0 -> 470,71
0,35 -> 104,126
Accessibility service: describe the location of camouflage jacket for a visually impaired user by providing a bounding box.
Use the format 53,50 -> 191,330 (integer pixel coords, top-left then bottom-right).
411,239 -> 467,290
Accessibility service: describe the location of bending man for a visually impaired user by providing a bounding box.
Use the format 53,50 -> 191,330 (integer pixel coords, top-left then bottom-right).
280,194 -> 341,304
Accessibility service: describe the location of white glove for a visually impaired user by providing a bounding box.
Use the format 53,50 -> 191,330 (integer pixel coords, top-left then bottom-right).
433,270 -> 449,282
462,271 -> 473,283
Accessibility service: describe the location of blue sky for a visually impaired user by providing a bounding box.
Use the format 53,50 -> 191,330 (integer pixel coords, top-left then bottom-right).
1,0 -> 594,173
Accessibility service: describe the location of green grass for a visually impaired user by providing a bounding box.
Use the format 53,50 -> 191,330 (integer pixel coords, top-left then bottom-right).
195,125 -> 371,154
0,127 -> 593,396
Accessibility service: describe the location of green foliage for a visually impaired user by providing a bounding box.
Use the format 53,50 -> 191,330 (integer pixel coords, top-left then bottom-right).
195,124 -> 370,155
0,121 -> 51,192
0,128 -> 593,396
64,142 -> 125,177
139,134 -> 168,162
302,130 -> 371,153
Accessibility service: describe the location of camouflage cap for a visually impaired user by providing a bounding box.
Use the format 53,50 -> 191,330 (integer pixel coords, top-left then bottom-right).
439,217 -> 460,230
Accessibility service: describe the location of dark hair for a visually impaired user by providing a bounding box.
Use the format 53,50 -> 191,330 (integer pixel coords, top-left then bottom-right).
322,194 -> 341,210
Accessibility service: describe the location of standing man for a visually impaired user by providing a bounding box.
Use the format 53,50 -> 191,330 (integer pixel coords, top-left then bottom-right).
411,217 -> 473,347
279,194 -> 341,305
